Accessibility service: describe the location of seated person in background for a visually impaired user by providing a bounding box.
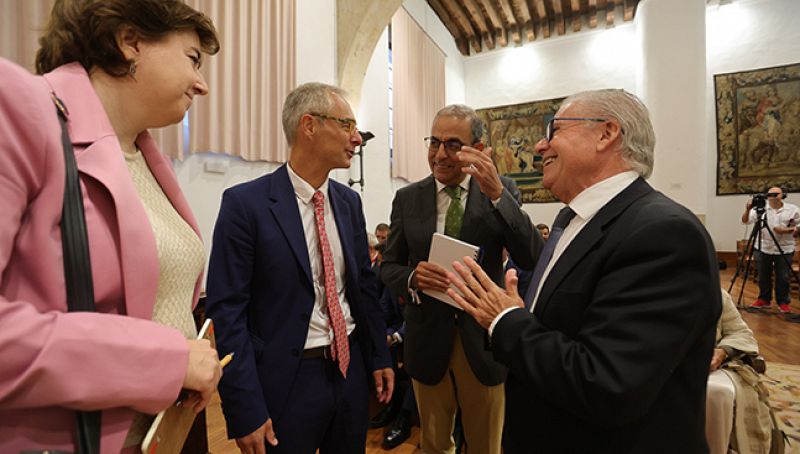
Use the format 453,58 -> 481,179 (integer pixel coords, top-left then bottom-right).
368,232 -> 382,269
375,223 -> 390,246
706,289 -> 773,454
535,223 -> 550,241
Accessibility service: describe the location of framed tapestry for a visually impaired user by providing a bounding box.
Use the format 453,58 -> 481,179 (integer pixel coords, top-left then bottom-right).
477,96 -> 565,203
714,62 -> 800,195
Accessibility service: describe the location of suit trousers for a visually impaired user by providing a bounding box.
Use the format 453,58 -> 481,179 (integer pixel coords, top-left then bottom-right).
412,332 -> 504,454
705,370 -> 736,454
266,340 -> 368,454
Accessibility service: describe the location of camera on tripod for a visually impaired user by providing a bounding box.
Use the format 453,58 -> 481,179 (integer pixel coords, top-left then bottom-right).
751,193 -> 768,211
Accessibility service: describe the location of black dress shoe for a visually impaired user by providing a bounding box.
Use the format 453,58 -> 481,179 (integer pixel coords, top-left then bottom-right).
370,405 -> 397,428
382,411 -> 411,449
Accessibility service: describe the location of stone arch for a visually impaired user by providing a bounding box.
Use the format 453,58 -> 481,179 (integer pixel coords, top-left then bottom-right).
337,0 -> 404,104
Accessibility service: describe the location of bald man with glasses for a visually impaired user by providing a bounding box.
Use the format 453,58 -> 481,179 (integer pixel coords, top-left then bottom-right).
381,104 -> 541,454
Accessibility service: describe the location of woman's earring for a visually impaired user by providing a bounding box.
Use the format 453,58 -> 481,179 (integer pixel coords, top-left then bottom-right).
128,60 -> 137,77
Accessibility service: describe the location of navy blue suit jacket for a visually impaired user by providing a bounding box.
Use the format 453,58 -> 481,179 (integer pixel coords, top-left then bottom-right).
206,165 -> 391,438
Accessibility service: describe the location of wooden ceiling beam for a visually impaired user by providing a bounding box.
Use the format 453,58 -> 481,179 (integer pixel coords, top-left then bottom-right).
532,0 -> 549,39
550,0 -> 565,35
588,0 -> 598,28
496,0 -> 522,44
476,0 -> 507,47
441,0 -> 483,53
623,0 -> 636,21
428,0 -> 470,55
511,0 -> 536,42
462,0 -> 495,49
570,0 -> 582,32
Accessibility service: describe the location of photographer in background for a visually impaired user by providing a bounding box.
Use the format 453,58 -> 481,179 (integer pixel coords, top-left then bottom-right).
741,187 -> 800,313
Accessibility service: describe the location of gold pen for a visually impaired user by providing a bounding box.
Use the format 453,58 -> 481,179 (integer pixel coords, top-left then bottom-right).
220,352 -> 235,368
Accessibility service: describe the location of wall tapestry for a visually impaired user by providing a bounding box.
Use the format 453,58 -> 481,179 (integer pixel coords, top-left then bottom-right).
477,96 -> 565,203
715,62 -> 800,195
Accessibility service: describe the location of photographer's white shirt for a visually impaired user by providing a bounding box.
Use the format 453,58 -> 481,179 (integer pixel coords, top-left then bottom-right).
744,202 -> 800,254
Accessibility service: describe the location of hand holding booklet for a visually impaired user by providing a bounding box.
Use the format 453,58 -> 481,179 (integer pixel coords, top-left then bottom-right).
423,233 -> 480,309
141,318 -> 225,454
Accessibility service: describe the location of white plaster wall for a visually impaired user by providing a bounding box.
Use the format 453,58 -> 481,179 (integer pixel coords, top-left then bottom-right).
705,0 -> 800,251
463,23 -> 638,228
637,0 -> 707,215
355,28 -> 395,228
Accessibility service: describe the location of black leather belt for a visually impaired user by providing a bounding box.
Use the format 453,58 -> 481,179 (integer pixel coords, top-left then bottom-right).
302,344 -> 331,359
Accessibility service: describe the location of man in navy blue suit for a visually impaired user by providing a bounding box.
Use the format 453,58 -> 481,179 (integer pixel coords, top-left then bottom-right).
206,82 -> 394,454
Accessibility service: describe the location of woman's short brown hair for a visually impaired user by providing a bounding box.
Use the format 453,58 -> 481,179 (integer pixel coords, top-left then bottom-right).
35,0 -> 219,76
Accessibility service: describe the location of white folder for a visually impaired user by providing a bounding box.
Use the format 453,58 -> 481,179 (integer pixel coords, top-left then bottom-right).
423,233 -> 480,310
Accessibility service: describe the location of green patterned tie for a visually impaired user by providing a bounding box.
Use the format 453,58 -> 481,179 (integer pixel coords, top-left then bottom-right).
444,186 -> 463,238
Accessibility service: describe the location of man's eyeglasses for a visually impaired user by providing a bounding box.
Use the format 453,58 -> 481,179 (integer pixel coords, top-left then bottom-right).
545,117 -> 607,142
424,136 -> 466,154
310,113 -> 358,134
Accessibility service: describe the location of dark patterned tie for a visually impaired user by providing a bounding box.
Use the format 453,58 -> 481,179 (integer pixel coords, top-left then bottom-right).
444,186 -> 463,238
524,206 -> 577,310
312,191 -> 350,377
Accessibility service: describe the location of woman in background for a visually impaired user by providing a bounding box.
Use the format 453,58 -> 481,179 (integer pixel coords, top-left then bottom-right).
0,0 -> 222,451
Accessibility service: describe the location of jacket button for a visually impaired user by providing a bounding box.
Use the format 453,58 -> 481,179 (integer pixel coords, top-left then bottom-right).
291,348 -> 299,357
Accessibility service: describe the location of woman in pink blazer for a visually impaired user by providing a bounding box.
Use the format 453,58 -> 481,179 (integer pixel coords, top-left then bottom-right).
0,1 -> 222,452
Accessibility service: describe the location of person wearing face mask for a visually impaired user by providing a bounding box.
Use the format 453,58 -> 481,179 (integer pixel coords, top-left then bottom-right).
0,1 -> 223,452
741,187 -> 800,313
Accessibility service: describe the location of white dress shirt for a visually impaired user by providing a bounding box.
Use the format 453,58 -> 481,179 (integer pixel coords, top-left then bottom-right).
488,171 -> 639,336
287,164 -> 356,349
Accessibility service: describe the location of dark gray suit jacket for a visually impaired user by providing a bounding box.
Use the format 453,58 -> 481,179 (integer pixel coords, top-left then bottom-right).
381,175 -> 542,386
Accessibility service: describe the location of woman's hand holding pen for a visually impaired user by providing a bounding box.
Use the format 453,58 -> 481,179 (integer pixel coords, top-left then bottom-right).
182,339 -> 222,413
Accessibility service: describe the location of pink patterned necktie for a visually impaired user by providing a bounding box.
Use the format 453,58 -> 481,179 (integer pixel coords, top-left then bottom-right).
312,191 -> 350,377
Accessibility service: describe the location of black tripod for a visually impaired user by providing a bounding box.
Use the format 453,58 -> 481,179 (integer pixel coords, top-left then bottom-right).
728,206 -> 800,321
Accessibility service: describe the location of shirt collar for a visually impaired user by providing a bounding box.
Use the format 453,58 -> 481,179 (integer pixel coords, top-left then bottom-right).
435,175 -> 471,194
287,163 -> 329,204
568,171 -> 638,221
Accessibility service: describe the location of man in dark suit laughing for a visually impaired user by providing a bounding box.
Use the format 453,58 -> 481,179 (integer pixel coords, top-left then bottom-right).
448,89 -> 721,453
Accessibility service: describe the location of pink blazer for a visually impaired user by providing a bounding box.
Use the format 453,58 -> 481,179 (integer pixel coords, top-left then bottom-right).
0,59 -> 203,452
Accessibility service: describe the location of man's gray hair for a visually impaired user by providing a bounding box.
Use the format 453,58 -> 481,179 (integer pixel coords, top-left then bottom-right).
433,104 -> 485,145
282,82 -> 349,146
563,89 -> 655,178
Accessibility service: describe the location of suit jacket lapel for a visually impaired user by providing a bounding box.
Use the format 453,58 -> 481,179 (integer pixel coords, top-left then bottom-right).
328,184 -> 356,281
417,176 -> 438,256
268,165 -> 313,286
535,178 -> 653,315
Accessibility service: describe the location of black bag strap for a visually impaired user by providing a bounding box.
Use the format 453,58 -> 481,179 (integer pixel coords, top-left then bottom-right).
52,94 -> 101,454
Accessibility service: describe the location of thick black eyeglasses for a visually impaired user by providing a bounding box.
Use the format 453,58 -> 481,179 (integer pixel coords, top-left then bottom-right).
424,136 -> 467,154
545,117 -> 607,142
310,113 -> 358,134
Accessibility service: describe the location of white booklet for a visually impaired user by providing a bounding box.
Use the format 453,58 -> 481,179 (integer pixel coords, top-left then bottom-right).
423,233 -> 480,310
